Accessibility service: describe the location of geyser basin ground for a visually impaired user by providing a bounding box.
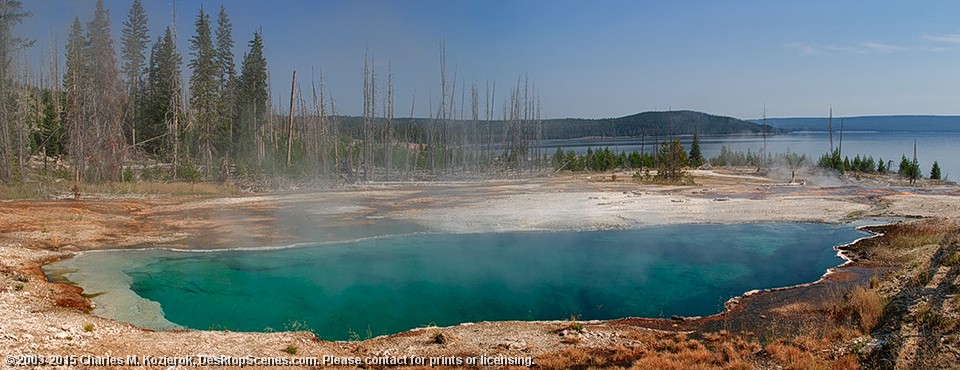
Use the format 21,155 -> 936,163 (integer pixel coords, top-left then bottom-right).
45,223 -> 866,341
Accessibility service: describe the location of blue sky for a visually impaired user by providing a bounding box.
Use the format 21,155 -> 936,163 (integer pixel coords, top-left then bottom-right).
16,0 -> 960,119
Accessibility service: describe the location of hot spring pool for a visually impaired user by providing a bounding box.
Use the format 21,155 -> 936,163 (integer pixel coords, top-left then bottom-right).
44,223 -> 868,340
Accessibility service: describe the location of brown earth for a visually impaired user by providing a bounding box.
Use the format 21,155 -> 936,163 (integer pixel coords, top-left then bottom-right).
1,168 -> 959,369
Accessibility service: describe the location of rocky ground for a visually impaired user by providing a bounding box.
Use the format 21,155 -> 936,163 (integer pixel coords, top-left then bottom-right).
1,168 -> 959,369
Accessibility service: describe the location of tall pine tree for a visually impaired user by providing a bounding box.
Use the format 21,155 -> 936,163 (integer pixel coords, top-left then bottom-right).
688,132 -> 704,167
235,29 -> 268,167
189,6 -> 219,175
120,0 -> 149,149
142,28 -> 181,158
0,0 -> 32,182
63,17 -> 87,180
215,5 -> 237,162
85,0 -> 124,181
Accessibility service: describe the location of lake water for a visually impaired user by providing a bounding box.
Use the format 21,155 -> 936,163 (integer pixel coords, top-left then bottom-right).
541,131 -> 960,179
45,223 -> 866,340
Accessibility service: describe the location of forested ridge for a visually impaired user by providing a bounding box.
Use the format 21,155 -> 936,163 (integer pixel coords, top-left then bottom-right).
334,110 -> 778,141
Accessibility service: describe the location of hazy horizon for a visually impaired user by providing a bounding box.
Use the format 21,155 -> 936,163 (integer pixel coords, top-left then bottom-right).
18,0 -> 960,120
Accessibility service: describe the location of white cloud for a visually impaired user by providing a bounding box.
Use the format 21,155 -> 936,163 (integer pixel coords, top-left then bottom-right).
860,42 -> 905,53
782,42 -> 817,55
824,44 -> 862,53
923,33 -> 960,44
785,40 -> 927,55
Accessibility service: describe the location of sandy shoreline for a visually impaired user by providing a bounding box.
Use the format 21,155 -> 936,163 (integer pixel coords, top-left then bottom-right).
2,169 -> 960,367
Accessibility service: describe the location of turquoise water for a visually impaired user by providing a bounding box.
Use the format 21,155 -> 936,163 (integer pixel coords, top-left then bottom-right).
48,223 -> 865,340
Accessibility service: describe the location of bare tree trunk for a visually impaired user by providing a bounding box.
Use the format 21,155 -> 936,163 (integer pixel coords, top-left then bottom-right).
311,69 -> 327,176
385,63 -> 394,181
512,77 -> 523,175
536,95 -> 542,172
760,104 -> 767,172
911,139 -> 918,185
286,70 -> 296,167
471,80 -> 479,173
171,103 -> 180,178
437,40 -> 447,175
828,106 -> 833,153
171,1 -> 180,179
405,86 -> 416,179
362,51 -> 375,181
429,92 -> 435,173
328,95 -> 339,177
640,133 -> 645,172
485,80 -> 495,170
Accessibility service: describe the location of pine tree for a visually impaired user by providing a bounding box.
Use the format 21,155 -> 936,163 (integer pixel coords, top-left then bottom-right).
930,161 -> 942,180
552,147 -> 564,170
142,28 -> 181,157
898,155 -> 910,176
120,0 -> 149,148
235,29 -> 268,166
85,0 -> 124,181
688,132 -> 704,167
656,140 -> 687,180
189,6 -> 219,176
63,17 -> 87,180
214,5 -> 236,161
0,0 -> 32,182
33,89 -> 67,158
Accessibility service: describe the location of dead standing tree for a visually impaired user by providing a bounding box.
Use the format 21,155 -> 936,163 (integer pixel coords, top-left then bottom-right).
285,70 -> 295,167
385,63 -> 394,181
87,0 -> 126,182
509,76 -> 526,174
310,68 -> 330,175
362,51 -> 376,181
470,80 -> 479,173
437,40 -> 448,175
169,1 -> 181,178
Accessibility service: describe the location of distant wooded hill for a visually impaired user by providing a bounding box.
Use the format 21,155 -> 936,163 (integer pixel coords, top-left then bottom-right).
754,115 -> 960,132
335,110 -> 779,141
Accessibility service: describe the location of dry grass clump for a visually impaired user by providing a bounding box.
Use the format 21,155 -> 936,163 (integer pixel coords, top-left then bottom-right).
537,331 -> 762,370
769,302 -> 815,316
942,251 -> 960,267
765,341 -> 860,370
765,342 -> 808,368
850,286 -> 886,333
914,301 -> 958,333
790,334 -> 829,352
826,326 -> 861,342
629,355 -> 710,370
833,354 -> 861,370
701,330 -> 730,343
535,346 -> 640,369
822,285 -> 886,334
429,330 -> 446,345
886,222 -> 951,249
911,259 -> 933,287
538,330 -> 859,370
